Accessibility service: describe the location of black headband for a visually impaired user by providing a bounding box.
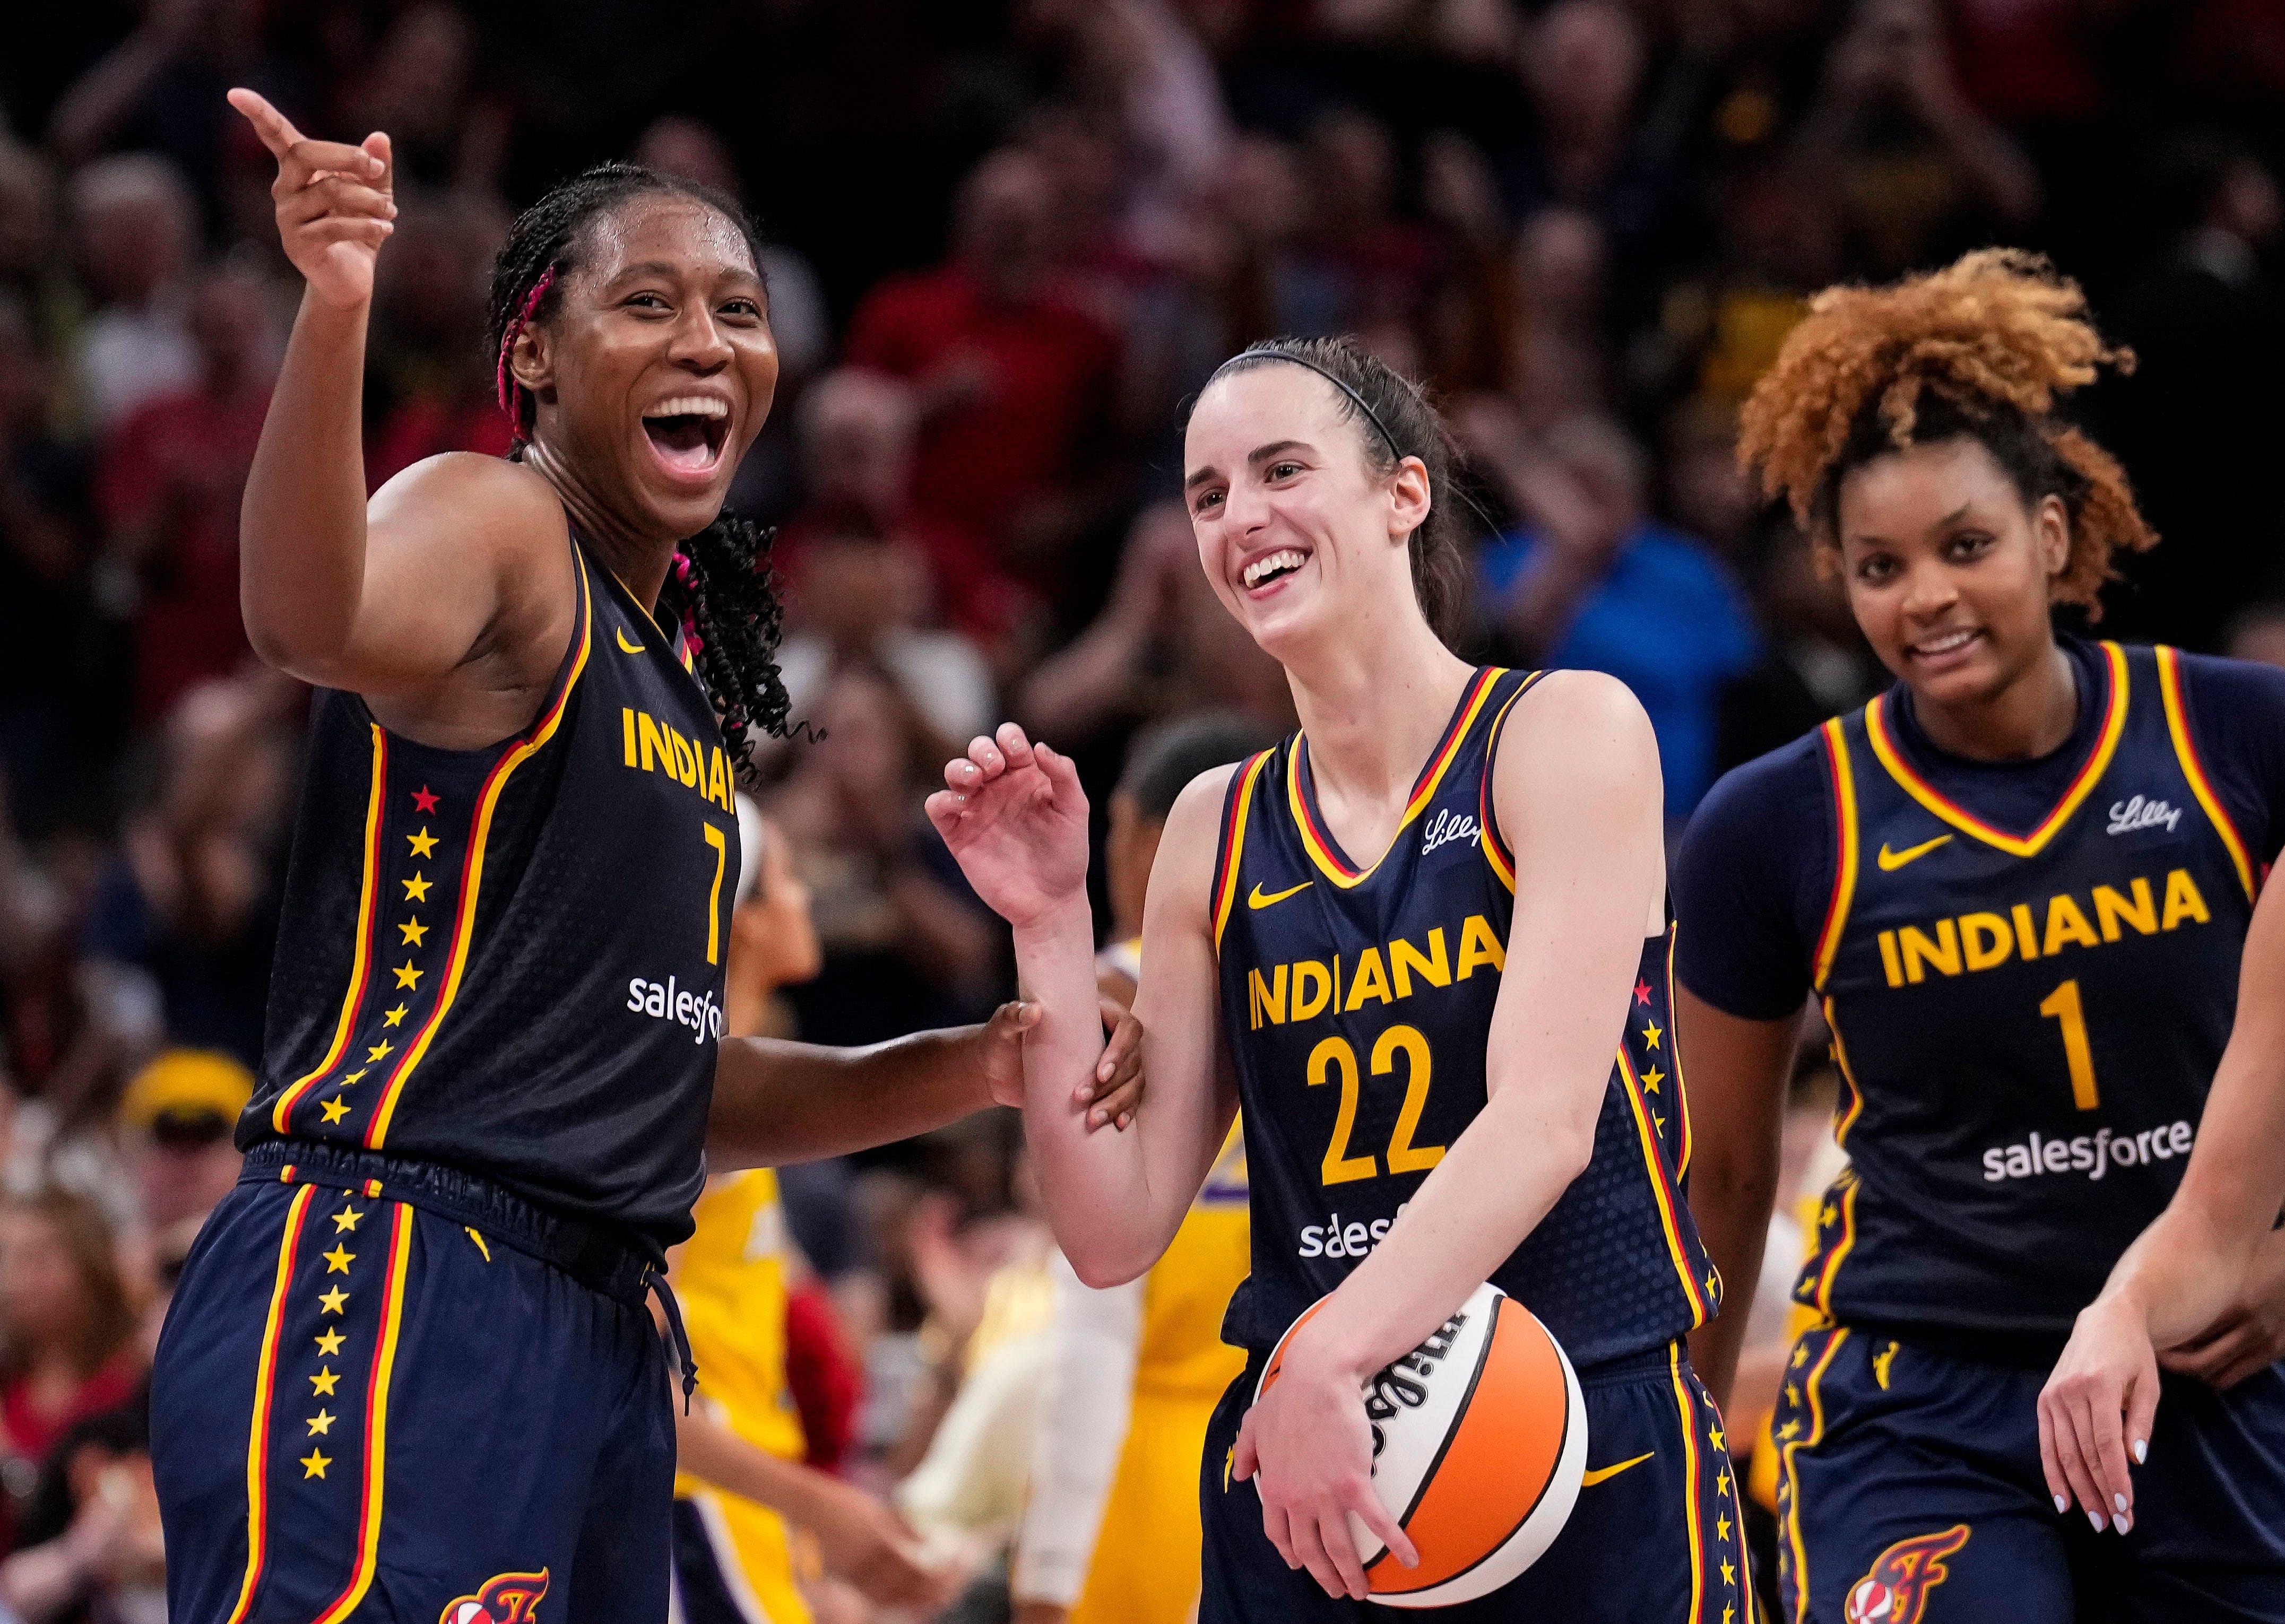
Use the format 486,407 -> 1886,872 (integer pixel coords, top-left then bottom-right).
1207,349 -> 1403,460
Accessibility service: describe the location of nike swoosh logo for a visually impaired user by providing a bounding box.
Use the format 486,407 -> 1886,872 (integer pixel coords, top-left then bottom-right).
1249,880 -> 1312,909
1580,1451 -> 1655,1488
1876,834 -> 1952,871
615,627 -> 646,655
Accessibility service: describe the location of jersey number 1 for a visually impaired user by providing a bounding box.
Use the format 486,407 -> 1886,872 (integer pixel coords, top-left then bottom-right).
2038,978 -> 2099,1110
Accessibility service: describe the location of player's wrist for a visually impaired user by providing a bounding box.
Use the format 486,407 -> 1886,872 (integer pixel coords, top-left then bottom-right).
1010,892 -> 1094,950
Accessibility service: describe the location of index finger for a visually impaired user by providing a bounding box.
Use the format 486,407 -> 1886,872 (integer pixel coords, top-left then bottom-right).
227,88 -> 304,157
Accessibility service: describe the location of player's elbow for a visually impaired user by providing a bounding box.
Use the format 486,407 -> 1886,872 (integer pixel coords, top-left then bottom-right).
242,595 -> 347,687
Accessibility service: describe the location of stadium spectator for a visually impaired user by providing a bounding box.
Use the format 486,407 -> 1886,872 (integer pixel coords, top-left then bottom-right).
0,1193 -> 143,1507
65,157 -> 197,432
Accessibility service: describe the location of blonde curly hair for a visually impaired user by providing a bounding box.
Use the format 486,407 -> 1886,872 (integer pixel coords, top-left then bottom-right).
1737,249 -> 2157,614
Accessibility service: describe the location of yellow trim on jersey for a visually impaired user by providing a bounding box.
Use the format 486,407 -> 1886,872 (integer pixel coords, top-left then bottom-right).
1668,1343 -> 1706,1623
1286,668 -> 1503,888
369,554 -> 595,1146
1475,671 -> 1543,893
1211,752 -> 1275,952
2156,644 -> 2256,899
1666,925 -> 1694,1177
273,727 -> 387,1133
1780,1328 -> 1848,1624
1617,1047 -> 1711,1326
1863,641 -> 2130,859
223,1184 -> 316,1624
1808,1173 -> 1860,1317
1824,998 -> 1865,1147
1811,719 -> 1858,992
311,1201 -> 415,1624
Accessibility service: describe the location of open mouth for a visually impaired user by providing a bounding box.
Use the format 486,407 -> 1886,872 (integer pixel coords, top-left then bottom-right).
642,396 -> 730,477
1909,627 -> 1981,661
1242,549 -> 1309,592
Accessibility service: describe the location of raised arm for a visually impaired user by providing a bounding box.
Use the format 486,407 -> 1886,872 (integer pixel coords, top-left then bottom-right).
926,725 -> 1236,1286
2040,869 -> 2285,1523
226,90 -> 563,722
1235,671 -> 1665,1599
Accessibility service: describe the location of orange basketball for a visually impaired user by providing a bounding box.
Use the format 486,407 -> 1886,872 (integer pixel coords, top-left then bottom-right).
1256,1282 -> 1586,1608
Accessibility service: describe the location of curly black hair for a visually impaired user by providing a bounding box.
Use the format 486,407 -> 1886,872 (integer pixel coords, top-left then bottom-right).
488,161 -> 795,771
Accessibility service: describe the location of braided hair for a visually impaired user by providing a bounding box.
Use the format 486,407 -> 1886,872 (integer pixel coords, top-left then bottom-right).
1737,249 -> 2156,616
487,162 -> 795,772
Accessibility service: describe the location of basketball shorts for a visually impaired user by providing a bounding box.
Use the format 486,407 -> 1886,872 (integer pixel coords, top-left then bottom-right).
153,1142 -> 680,1624
1773,1322 -> 2285,1623
670,1492 -> 810,1624
1200,1342 -> 1753,1622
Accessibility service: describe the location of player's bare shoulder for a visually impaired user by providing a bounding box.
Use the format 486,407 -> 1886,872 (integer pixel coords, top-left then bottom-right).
1150,759 -> 1251,934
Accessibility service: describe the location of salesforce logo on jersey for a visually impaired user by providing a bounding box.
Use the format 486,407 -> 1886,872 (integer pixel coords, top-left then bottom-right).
1980,1119 -> 2194,1184
626,974 -> 723,1045
1298,1205 -> 1402,1258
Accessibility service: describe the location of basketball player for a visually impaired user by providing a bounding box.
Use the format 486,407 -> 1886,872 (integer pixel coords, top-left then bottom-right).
930,336 -> 1744,1621
1676,250 -> 2285,1621
151,94 -> 1139,1624
1013,716 -> 1270,1624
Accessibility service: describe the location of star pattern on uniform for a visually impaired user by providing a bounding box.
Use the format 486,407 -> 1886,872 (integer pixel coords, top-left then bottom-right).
301,1449 -> 331,1480
318,1286 -> 349,1315
393,962 -> 423,989
1821,1202 -> 1837,1227
339,1068 -> 367,1085
1792,1344 -> 1811,1368
322,1243 -> 355,1274
1716,1515 -> 1732,1541
366,1040 -> 394,1063
1778,1419 -> 1801,1439
1641,1020 -> 1662,1050
382,1003 -> 407,1027
310,1366 -> 340,1396
333,1206 -> 363,1234
1785,1383 -> 1800,1406
406,827 -> 438,858
319,1097 -> 349,1125
1716,1471 -> 1730,1495
1634,978 -> 1652,1006
402,872 -> 431,902
1652,1111 -> 1666,1134
397,918 -> 428,947
314,1328 -> 345,1357
1641,1066 -> 1664,1093
411,786 -> 439,813
1721,1562 -> 1736,1587
1708,1422 -> 1725,1450
1704,1270 -> 1719,1300
307,1410 -> 336,1437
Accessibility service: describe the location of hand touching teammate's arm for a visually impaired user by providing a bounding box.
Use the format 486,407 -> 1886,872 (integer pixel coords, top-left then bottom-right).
228,90 -> 557,708
1233,671 -> 1664,1601
2041,869 -> 2285,1526
926,726 -> 1236,1285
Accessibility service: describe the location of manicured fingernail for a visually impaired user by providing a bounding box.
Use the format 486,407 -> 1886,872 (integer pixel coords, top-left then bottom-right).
2115,1512 -> 2132,1534
2054,1494 -> 2068,1513
2089,1511 -> 2106,1532
2133,1439 -> 2147,1464
2114,1493 -> 2128,1514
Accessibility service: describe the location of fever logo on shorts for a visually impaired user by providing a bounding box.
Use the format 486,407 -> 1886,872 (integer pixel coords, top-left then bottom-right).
441,1568 -> 550,1624
1844,1526 -> 1970,1624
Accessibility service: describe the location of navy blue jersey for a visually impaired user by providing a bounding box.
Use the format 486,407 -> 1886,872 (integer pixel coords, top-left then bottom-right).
1683,641 -> 2267,1347
1211,666 -> 1714,1370
241,536 -> 738,1249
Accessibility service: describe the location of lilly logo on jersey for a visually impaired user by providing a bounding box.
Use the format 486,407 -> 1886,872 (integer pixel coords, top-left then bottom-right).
442,1569 -> 549,1624
1844,1527 -> 1968,1624
626,975 -> 723,1045
1874,867 -> 2212,988
2107,794 -> 2182,837
1420,807 -> 1479,857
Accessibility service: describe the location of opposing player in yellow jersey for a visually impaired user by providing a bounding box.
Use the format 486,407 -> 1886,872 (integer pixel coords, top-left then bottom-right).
1012,718 -> 1273,1624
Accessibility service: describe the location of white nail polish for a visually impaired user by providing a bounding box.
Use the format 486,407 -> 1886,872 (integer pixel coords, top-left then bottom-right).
2114,1493 -> 2128,1514
2089,1510 -> 2106,1532
2054,1494 -> 2068,1514
2133,1439 -> 2148,1464
2115,1513 -> 2132,1534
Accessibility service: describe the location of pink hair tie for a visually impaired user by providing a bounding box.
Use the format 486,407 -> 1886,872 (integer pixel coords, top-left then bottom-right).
495,265 -> 558,423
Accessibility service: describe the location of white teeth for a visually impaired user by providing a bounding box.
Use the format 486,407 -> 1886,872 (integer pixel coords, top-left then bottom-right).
1243,550 -> 1308,588
1916,629 -> 1976,655
650,396 -> 729,419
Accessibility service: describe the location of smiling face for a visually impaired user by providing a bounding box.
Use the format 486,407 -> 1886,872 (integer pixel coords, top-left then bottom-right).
517,194 -> 780,542
1182,364 -> 1430,662
1834,436 -> 2070,709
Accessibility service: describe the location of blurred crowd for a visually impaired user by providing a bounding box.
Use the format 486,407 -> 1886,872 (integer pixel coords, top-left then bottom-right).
0,0 -> 2282,1617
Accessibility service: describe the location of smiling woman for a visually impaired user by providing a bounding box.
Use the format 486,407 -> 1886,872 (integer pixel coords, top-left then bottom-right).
148,94 -> 1149,1624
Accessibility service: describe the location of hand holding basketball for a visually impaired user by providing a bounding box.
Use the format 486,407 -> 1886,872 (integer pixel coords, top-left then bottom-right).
927,724 -> 1090,932
1235,1324 -> 1418,1600
2038,1292 -> 2158,1532
227,89 -> 395,309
